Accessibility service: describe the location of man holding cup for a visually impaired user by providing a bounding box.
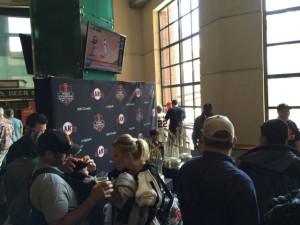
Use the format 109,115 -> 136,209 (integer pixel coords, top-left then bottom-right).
29,129 -> 113,225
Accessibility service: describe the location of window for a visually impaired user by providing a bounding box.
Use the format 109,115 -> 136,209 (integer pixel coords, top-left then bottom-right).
8,17 -> 31,57
158,0 -> 200,149
264,1 -> 300,125
158,0 -> 200,130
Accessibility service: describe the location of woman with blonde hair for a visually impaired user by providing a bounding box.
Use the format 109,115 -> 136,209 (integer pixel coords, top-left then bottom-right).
107,134 -> 162,225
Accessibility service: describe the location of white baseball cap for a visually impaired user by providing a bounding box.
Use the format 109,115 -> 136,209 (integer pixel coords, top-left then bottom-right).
202,115 -> 234,142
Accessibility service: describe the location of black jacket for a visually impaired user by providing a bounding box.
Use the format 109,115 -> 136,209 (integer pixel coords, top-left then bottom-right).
239,145 -> 300,218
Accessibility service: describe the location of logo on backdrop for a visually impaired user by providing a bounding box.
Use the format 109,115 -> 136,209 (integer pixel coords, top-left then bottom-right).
136,107 -> 143,122
91,88 -> 104,100
57,83 -> 74,105
93,113 -> 105,132
135,88 -> 142,97
116,84 -> 125,101
94,145 -> 108,158
117,114 -> 127,125
152,108 -> 156,117
62,122 -> 78,135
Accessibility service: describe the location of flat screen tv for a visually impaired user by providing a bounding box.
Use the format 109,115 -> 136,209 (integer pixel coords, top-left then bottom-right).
84,22 -> 126,74
19,33 -> 34,75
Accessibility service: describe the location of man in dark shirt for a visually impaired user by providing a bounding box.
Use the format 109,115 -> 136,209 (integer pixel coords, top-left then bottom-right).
178,115 -> 260,225
277,103 -> 300,151
164,100 -> 186,135
6,112 -> 48,165
192,103 -> 213,150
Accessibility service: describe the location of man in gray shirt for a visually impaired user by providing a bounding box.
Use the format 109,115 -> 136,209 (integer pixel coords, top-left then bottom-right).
30,129 -> 113,225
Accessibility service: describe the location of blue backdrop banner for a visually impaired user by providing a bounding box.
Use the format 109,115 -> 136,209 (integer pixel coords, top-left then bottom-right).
34,77 -> 157,172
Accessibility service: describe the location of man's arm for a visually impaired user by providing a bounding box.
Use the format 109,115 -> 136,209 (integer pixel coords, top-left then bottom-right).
182,108 -> 186,120
230,178 -> 260,225
49,181 -> 113,225
293,122 -> 300,151
164,110 -> 170,121
192,121 -> 199,147
177,167 -> 188,223
19,121 -> 23,137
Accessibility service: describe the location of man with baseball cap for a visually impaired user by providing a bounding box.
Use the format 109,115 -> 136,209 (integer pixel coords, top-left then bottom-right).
239,119 -> 300,219
29,129 -> 113,225
277,103 -> 300,151
178,115 -> 260,225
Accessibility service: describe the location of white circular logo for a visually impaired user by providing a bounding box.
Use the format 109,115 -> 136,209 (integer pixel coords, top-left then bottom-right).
94,88 -> 101,100
97,146 -> 105,157
63,122 -> 73,135
119,114 -> 125,124
152,108 -> 155,117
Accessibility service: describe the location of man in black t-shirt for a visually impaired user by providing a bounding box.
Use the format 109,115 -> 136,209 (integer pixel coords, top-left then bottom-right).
192,103 -> 213,150
164,100 -> 186,135
277,103 -> 300,151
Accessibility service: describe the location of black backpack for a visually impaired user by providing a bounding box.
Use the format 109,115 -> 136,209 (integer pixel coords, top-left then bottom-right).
29,167 -> 103,225
264,188 -> 300,225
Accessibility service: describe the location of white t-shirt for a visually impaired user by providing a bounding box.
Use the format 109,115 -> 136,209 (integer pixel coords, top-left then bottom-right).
157,112 -> 167,142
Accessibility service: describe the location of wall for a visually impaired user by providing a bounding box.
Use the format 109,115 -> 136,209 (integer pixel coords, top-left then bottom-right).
113,0 -> 164,102
113,0 -> 264,145
113,0 -> 144,82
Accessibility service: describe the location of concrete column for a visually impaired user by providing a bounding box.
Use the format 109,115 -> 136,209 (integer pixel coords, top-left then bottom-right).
200,0 -> 264,144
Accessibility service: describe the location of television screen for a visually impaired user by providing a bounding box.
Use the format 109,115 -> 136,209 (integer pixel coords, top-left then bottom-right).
84,22 -> 126,74
19,33 -> 34,75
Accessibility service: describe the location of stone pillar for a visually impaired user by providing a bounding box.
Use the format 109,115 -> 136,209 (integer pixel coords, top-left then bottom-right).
200,0 -> 264,144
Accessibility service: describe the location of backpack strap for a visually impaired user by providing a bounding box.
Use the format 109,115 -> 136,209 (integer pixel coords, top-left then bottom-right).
157,175 -> 174,218
31,167 -> 66,183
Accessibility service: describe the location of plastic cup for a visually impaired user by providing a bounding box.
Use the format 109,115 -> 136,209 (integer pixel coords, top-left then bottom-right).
95,171 -> 108,183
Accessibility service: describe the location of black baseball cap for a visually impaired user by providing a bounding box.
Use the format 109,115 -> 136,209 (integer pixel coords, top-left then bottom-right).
38,129 -> 82,155
277,103 -> 291,111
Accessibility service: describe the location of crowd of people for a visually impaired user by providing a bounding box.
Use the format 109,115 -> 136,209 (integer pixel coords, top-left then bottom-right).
1,101 -> 300,225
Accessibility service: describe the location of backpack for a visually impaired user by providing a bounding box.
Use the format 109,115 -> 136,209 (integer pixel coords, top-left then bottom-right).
264,188 -> 300,225
29,167 -> 103,225
156,176 -> 182,225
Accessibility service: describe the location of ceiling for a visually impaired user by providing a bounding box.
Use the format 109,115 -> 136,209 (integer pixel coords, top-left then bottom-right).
128,0 -> 150,9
